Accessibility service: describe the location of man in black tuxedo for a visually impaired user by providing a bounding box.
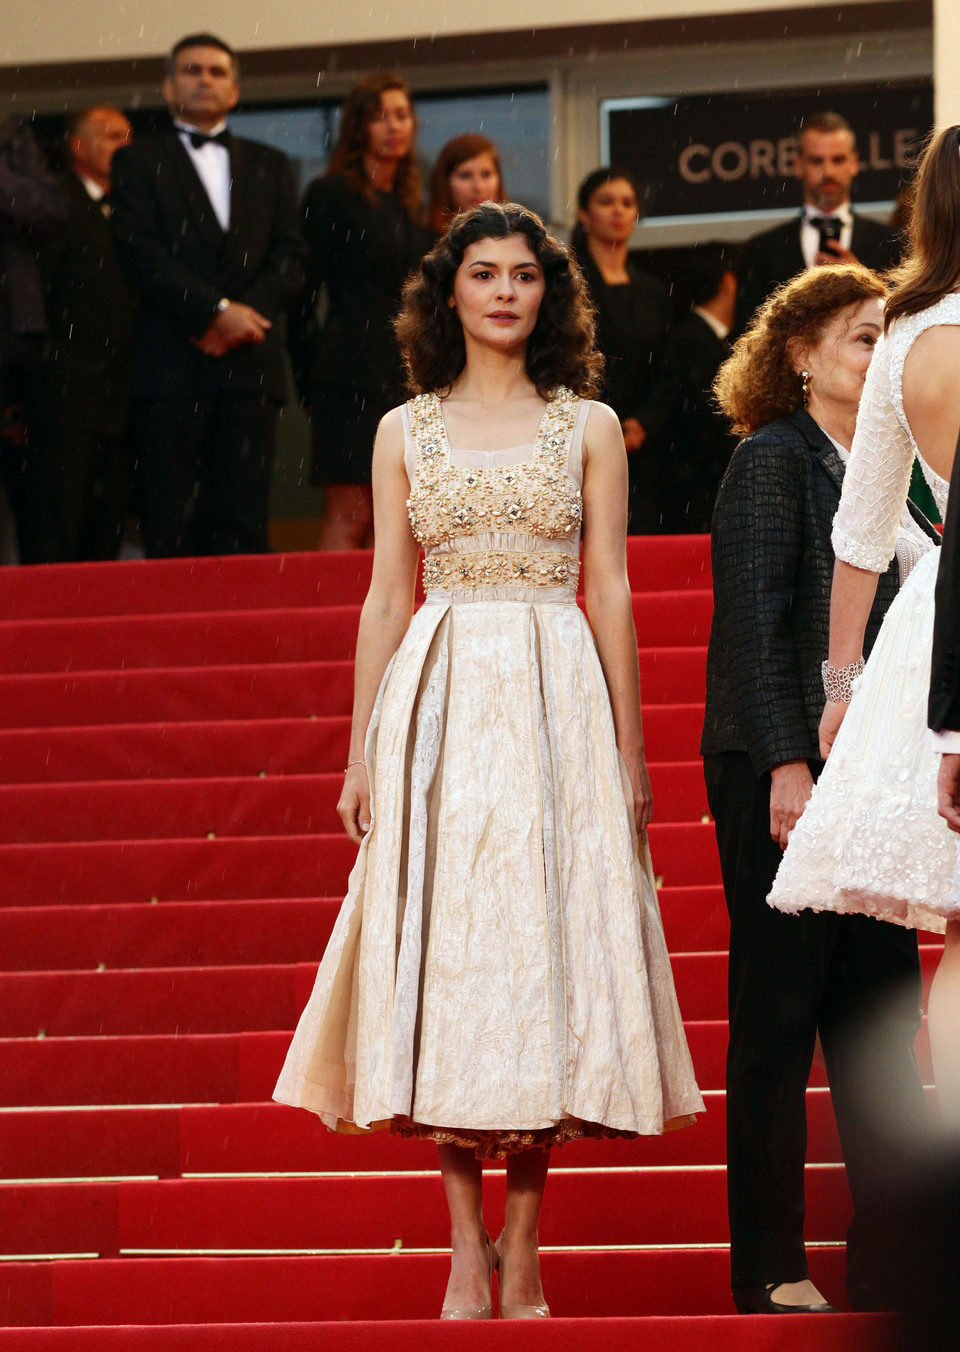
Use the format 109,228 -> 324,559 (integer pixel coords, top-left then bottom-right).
657,243 -> 739,532
20,106 -> 135,562
111,33 -> 304,556
736,111 -> 901,332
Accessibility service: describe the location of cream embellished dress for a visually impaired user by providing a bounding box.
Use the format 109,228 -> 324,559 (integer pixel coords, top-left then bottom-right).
274,388 -> 703,1156
769,296 -> 960,934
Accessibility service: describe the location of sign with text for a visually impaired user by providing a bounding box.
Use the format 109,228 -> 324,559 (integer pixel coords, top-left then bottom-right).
604,84 -> 932,222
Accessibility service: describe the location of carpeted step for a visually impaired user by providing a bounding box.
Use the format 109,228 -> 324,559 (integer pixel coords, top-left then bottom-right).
0,592 -> 713,676
0,760 -> 710,845
0,898 -> 344,971
0,886 -> 728,975
0,1248 -> 861,1329
0,648 -> 708,729
0,704 -> 704,785
0,537 -> 712,623
0,951 -> 727,1037
0,1314 -> 899,1352
0,819 -> 719,908
0,1166 -> 853,1259
0,1087 -> 859,1182
0,1022 -> 815,1107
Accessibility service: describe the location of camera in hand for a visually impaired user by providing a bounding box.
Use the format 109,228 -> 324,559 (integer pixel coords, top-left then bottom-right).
817,216 -> 844,253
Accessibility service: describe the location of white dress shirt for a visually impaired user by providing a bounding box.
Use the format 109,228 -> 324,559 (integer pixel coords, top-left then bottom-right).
800,202 -> 854,270
691,306 -> 730,342
174,119 -> 231,231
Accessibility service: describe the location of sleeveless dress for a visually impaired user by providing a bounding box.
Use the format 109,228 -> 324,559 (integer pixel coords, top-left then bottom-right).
273,388 -> 703,1156
768,295 -> 960,934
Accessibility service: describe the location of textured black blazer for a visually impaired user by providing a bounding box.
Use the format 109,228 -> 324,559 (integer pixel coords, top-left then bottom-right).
930,432 -> 960,731
289,174 -> 432,402
736,213 -> 902,334
111,128 -> 305,402
33,173 -> 135,434
702,409 -> 939,776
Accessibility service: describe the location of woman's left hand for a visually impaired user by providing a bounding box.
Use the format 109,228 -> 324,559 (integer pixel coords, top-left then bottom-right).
623,749 -> 653,835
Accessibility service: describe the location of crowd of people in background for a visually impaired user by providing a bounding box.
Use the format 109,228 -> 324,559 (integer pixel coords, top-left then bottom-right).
0,31 -> 915,562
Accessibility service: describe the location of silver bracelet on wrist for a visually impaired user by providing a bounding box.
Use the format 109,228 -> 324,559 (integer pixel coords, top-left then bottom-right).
821,657 -> 864,704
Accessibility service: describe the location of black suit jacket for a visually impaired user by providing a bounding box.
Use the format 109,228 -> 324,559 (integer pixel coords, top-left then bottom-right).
702,409 -> 939,775
32,173 -> 135,434
111,127 -> 305,402
656,310 -> 737,532
930,432 -> 960,731
289,174 -> 432,402
736,212 -> 902,333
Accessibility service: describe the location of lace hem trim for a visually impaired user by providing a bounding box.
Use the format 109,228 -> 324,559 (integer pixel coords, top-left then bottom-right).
390,1115 -> 642,1160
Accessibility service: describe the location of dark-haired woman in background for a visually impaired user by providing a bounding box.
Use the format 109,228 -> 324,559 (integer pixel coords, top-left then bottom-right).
704,264 -> 935,1314
290,73 -> 432,549
571,167 -> 673,531
275,202 -> 701,1320
426,133 -> 505,236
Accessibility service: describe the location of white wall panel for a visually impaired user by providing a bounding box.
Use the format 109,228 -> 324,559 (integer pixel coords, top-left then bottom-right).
0,0 -> 895,68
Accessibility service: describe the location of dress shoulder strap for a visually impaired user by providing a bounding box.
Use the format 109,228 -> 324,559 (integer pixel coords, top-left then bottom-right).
402,393 -> 443,492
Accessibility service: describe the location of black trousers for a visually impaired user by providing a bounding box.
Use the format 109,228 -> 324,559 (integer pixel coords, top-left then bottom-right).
133,392 -> 277,557
704,751 -> 926,1306
14,422 -> 129,563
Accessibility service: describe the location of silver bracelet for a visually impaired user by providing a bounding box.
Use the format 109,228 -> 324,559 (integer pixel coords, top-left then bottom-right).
821,657 -> 864,704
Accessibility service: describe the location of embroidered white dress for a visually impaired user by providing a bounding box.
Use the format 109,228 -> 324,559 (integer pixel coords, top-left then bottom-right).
768,295 -> 960,933
273,389 -> 703,1154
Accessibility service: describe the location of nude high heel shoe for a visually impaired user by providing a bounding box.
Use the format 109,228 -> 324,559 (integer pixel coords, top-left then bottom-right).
440,1228 -> 495,1320
494,1229 -> 550,1319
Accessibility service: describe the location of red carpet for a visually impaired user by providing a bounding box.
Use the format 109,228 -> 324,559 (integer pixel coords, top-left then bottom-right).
0,539 -> 910,1348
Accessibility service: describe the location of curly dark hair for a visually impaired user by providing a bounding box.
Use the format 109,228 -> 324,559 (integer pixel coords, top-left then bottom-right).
326,72 -> 422,220
714,263 -> 887,436
395,201 -> 603,398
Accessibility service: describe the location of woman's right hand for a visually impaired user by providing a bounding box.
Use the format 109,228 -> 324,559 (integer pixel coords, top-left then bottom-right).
818,700 -> 847,758
338,763 -> 371,844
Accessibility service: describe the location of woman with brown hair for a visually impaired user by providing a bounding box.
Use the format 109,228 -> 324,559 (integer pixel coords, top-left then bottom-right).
769,126 -> 960,1128
275,202 -> 701,1319
426,133 -> 505,235
703,263 -> 936,1314
290,73 -> 432,549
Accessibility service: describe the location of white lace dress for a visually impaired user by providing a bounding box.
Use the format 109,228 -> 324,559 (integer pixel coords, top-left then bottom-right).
274,389 -> 703,1155
768,295 -> 960,934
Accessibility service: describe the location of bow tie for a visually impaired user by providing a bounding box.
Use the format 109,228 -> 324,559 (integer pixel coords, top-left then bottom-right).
186,129 -> 230,151
810,215 -> 843,232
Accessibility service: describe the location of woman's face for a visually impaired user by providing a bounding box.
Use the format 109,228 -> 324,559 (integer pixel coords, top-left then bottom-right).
364,89 -> 415,163
448,152 -> 501,213
800,297 -> 884,417
578,177 -> 638,245
451,233 -> 546,353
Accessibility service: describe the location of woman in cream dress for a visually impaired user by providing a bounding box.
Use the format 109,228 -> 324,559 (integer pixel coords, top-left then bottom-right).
273,203 -> 702,1319
769,126 -> 960,1129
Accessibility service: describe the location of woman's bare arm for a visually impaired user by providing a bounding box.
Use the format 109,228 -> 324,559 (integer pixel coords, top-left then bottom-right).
580,402 -> 651,833
338,408 -> 421,842
819,558 -> 880,757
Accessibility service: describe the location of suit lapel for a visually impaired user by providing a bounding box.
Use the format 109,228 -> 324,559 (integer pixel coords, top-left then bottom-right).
166,130 -> 226,255
788,408 -> 845,490
225,135 -> 249,264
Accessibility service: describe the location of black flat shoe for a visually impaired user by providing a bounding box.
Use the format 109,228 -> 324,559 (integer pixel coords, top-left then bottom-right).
732,1283 -> 839,1314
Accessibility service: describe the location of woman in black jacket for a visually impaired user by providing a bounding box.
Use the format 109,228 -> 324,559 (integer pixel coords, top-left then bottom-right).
571,167 -> 673,531
290,73 -> 432,549
703,264 -> 937,1316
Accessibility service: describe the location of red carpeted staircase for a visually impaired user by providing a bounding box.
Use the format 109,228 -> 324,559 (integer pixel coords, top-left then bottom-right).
0,541 -> 919,1350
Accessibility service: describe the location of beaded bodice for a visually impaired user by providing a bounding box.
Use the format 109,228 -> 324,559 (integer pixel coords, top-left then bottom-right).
404,388 -> 585,596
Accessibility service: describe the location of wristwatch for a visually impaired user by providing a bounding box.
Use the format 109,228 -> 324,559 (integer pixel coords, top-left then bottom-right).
216,297 -> 230,313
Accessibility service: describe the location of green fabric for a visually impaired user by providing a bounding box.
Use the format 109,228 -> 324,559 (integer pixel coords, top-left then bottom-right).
908,457 -> 940,525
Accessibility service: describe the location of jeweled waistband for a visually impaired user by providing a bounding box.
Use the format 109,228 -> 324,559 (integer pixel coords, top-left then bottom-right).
422,548 -> 579,593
